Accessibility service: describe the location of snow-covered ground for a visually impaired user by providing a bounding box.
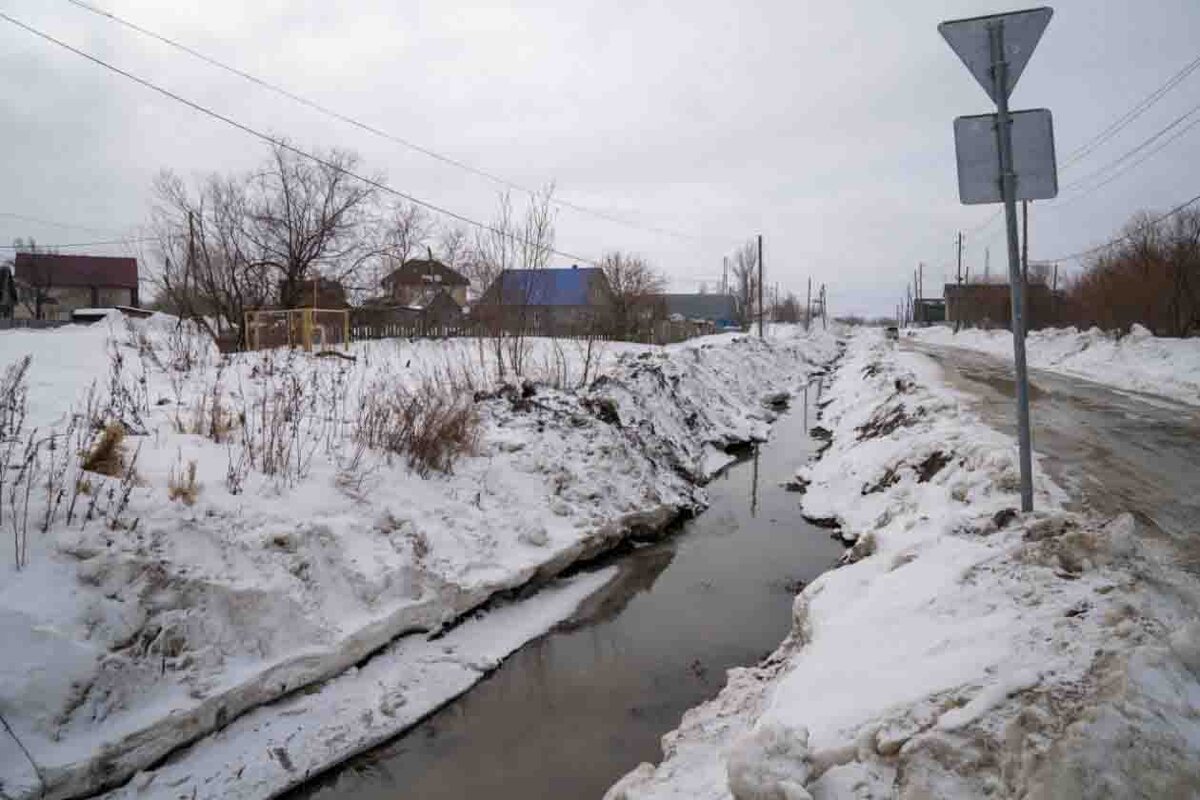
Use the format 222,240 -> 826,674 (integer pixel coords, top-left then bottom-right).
608,329 -> 1200,799
0,315 -> 837,800
911,324 -> 1200,406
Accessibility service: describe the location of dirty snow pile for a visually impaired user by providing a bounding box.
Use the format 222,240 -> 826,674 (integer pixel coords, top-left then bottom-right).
913,324 -> 1200,406
608,329 -> 1200,800
0,314 -> 837,800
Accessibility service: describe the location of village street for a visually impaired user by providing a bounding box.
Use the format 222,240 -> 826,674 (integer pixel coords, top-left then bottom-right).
913,340 -> 1200,569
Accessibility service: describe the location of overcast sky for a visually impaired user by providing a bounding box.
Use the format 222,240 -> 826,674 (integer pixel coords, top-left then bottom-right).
3,0 -> 1199,316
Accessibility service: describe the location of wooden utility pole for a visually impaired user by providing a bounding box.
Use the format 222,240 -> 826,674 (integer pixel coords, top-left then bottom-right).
722,256 -> 728,295
185,210 -> 197,326
757,235 -> 764,337
955,231 -> 964,332
820,284 -> 827,329
956,232 -> 963,284
805,276 -> 812,332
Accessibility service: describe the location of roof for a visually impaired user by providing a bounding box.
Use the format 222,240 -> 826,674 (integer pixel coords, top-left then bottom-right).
14,253 -> 138,289
492,267 -> 609,307
382,258 -> 468,287
406,287 -> 463,311
660,293 -> 738,321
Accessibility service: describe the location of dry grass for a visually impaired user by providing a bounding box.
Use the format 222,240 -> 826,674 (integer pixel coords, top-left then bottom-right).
167,458 -> 200,505
355,378 -> 479,477
82,423 -> 127,477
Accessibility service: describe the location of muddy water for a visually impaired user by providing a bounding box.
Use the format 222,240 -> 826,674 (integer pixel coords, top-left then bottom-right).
289,391 -> 842,800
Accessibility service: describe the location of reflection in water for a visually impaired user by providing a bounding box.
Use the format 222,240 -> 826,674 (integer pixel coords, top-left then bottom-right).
750,445 -> 760,518
290,387 -> 843,800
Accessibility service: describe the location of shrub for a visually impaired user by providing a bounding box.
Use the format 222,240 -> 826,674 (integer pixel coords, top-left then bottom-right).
355,378 -> 478,476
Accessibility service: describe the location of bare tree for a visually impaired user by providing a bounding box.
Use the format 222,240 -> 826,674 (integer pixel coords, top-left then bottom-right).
354,202 -> 436,302
151,170 -> 273,345
599,251 -> 666,340
9,238 -> 57,319
472,186 -> 557,377
151,143 -> 382,345
436,225 -> 471,274
1068,208 -> 1200,336
730,240 -> 759,329
776,291 -> 802,323
247,143 -> 380,309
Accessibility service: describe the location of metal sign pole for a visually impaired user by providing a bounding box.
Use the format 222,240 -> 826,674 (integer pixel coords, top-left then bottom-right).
990,20 -> 1035,512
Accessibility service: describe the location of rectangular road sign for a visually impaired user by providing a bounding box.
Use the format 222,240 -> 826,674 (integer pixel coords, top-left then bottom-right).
939,8 -> 1053,103
954,108 -> 1057,204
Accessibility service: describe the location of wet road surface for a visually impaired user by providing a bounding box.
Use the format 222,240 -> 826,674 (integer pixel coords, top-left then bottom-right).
913,342 -> 1200,569
288,387 -> 843,800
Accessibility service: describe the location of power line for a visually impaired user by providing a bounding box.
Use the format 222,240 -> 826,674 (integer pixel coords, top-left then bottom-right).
1059,51 -> 1200,169
1057,99 -> 1200,195
0,10 -> 599,265
0,236 -> 154,251
1054,115 -> 1200,207
1045,191 -> 1200,263
64,0 -> 727,247
0,210 -> 123,236
962,53 -> 1200,244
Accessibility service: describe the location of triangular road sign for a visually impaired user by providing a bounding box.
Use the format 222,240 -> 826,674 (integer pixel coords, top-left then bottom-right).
939,7 -> 1053,103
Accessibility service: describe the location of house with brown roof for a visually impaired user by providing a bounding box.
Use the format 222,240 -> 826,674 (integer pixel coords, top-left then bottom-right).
13,253 -> 139,321
380,258 -> 469,307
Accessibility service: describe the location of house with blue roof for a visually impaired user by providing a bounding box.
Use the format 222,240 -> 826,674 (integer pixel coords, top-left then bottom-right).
477,266 -> 615,334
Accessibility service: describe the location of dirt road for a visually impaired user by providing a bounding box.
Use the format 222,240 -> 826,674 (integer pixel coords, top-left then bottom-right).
912,342 -> 1200,571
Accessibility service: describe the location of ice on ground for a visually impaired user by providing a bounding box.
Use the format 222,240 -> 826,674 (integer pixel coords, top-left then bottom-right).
98,568 -> 617,800
610,328 -> 1200,799
912,324 -> 1200,406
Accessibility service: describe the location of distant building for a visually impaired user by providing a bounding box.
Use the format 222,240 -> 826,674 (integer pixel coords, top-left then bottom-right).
944,282 -> 1065,330
913,297 -> 946,325
657,293 -> 740,328
13,253 -> 138,320
477,266 -> 614,334
381,258 -> 469,307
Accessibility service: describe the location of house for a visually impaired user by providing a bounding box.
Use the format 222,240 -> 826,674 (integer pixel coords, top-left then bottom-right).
380,258 -> 469,307
477,266 -> 614,334
658,293 -> 740,329
282,276 -> 348,309
13,253 -> 138,320
912,297 -> 946,325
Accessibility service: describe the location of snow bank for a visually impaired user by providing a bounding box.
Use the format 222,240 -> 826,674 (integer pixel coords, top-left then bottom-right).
0,318 -> 838,800
913,324 -> 1200,406
608,329 -> 1200,799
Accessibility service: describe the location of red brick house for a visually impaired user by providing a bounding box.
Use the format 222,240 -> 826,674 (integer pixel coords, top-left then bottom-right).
13,253 -> 138,320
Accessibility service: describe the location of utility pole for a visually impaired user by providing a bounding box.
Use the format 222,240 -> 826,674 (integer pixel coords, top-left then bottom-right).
186,210 -> 196,325
757,234 -> 764,338
722,256 -> 728,295
1051,261 -> 1059,321
805,276 -> 812,332
820,284 -> 827,329
955,231 -> 964,332
984,246 -> 990,282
